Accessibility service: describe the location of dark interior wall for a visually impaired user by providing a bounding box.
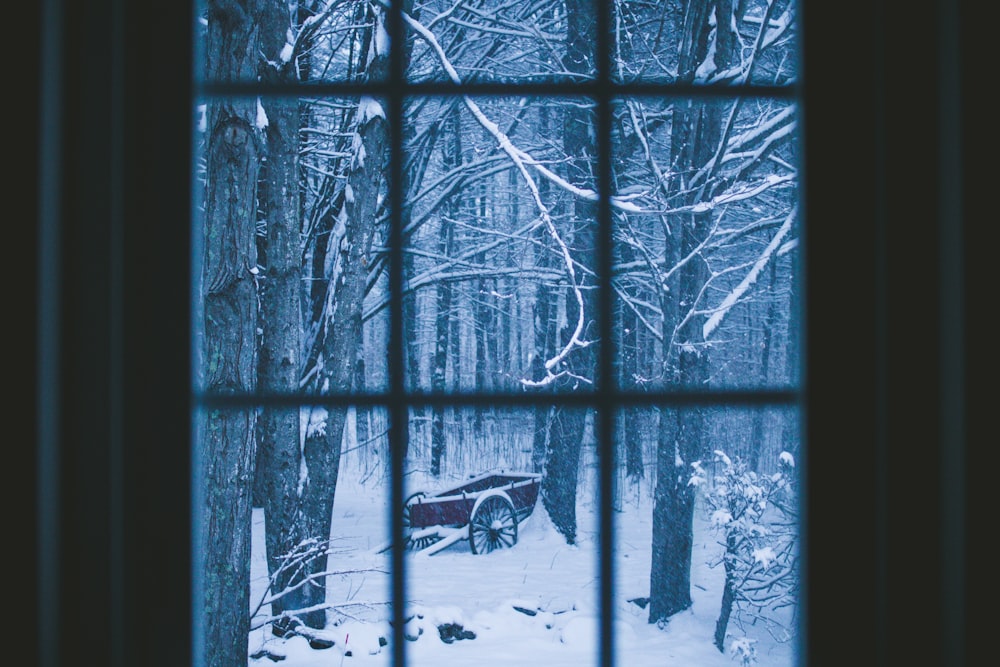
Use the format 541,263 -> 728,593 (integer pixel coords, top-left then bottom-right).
30,2 -> 192,666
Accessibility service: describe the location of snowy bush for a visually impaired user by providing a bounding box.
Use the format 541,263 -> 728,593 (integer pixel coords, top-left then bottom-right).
729,636 -> 758,666
694,449 -> 799,654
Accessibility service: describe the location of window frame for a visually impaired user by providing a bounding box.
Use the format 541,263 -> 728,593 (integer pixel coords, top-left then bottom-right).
31,1 -> 976,666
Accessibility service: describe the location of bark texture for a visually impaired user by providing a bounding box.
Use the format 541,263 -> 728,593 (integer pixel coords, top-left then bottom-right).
254,0 -> 308,631
201,1 -> 264,664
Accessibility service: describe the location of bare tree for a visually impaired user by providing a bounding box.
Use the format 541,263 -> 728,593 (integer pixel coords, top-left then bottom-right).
603,0 -> 799,624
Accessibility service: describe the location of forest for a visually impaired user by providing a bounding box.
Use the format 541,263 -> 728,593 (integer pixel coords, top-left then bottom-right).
195,1 -> 800,665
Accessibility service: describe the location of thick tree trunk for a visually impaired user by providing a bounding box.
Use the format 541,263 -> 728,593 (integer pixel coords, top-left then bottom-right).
201,2 -> 264,664
542,406 -> 587,543
649,407 -> 693,621
531,355 -> 552,475
648,171 -> 714,624
498,276 -> 513,390
448,280 -> 464,445
354,355 -> 370,448
430,267 -> 452,476
255,0 -> 307,632
649,0 -> 736,625
429,270 -> 452,478
782,249 -> 801,457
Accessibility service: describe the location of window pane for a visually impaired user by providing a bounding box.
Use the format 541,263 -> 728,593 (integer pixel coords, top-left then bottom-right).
405,1 -> 598,84
195,3 -> 389,85
613,405 -> 800,666
612,0 -> 799,86
250,408 -> 394,662
613,97 -> 800,390
404,404 -> 599,667
195,404 -> 394,664
193,94 -> 391,398
402,95 -> 601,396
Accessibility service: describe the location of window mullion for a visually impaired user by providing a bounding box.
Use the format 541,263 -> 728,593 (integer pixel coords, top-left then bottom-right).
387,3 -> 408,667
596,3 -> 616,667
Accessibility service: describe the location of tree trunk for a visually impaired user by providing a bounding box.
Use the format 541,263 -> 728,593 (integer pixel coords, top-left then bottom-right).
782,248 -> 801,458
431,109 -> 461,476
254,0 -> 309,633
540,0 -> 597,543
543,405 -> 587,543
649,0 -> 736,625
530,109 -> 555,473
201,2 -> 264,664
530,217 -> 556,476
474,250 -> 489,436
618,244 -> 645,481
648,138 -> 716,623
648,401 -> 702,621
749,260 -> 778,471
714,532 -> 739,651
430,266 -> 453,476
295,6 -> 393,629
354,356 -> 370,449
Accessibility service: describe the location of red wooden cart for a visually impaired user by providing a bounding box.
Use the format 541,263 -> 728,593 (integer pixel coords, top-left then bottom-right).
399,470 -> 542,555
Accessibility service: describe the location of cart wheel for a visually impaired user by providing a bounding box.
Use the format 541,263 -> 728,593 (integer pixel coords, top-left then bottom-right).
402,492 -> 439,551
468,493 -> 518,554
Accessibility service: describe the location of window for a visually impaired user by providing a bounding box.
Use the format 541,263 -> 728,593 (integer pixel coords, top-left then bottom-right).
194,2 -> 802,665
31,2 -> 976,667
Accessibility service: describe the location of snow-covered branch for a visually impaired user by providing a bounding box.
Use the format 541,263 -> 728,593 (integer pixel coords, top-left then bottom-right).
702,204 -> 796,339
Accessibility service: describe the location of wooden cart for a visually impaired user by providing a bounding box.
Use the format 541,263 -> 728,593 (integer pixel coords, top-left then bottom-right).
398,471 -> 542,555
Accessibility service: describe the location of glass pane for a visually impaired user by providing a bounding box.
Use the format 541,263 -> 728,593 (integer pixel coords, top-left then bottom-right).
193,95 -> 390,397
613,405 -> 800,666
613,97 -> 800,390
196,405 -> 393,664
613,0 -> 798,86
402,96 -> 601,395
195,2 -> 389,85
405,1 -> 598,84
404,405 -> 598,666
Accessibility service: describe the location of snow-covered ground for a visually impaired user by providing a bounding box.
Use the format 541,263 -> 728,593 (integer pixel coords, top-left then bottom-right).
248,472 -> 797,667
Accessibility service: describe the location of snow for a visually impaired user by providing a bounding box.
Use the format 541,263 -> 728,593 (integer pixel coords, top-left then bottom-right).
256,97 -> 269,130
374,14 -> 391,56
753,547 -> 777,569
350,131 -> 366,169
357,97 -> 386,124
196,104 -> 207,133
246,471 -> 798,667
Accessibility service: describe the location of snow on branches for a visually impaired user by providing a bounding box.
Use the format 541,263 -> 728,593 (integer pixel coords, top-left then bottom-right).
693,449 -> 798,657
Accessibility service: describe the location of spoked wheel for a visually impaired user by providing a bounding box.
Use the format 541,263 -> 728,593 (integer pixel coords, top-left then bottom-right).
402,492 -> 440,551
468,494 -> 518,554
